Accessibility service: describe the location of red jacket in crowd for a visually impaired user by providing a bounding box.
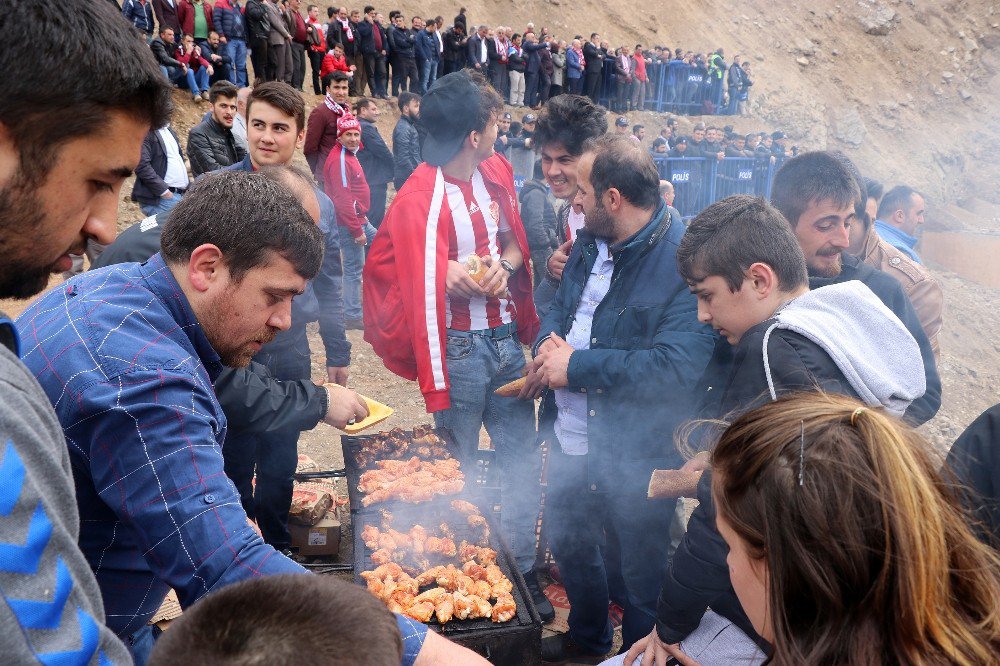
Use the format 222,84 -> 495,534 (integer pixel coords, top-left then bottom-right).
362,154 -> 539,412
178,0 -> 215,37
324,143 -> 370,239
175,43 -> 211,71
320,51 -> 352,78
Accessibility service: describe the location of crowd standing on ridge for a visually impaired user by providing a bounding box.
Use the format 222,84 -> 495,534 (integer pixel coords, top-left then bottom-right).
3,1 -> 999,666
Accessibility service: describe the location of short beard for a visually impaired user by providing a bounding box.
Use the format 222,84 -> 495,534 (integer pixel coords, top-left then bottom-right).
199,287 -> 278,367
582,199 -> 616,240
0,179 -> 56,299
806,253 -> 843,279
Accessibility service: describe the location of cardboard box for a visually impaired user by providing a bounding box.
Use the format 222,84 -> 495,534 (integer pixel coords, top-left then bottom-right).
289,513 -> 342,557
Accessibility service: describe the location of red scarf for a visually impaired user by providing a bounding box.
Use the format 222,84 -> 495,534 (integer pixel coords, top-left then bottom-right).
338,18 -> 353,41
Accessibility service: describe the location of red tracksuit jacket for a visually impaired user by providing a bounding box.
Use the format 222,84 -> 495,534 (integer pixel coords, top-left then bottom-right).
362,154 -> 540,412
323,143 -> 370,238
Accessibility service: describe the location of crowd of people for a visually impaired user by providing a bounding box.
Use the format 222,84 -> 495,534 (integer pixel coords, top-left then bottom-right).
3,1 -> 1000,666
125,0 -> 755,116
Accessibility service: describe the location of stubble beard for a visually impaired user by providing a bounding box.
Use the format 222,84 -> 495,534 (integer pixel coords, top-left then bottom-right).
0,180 -> 59,299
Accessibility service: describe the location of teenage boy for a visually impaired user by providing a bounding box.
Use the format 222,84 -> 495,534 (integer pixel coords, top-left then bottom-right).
625,194 -> 926,666
305,71 -> 350,188
187,80 -> 247,176
225,82 -> 352,552
325,114 -> 376,329
363,71 -> 552,620
529,94 -> 608,318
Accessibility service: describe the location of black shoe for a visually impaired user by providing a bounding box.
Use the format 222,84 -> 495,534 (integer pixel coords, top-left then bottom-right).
345,317 -> 365,330
523,570 -> 556,623
540,633 -> 605,664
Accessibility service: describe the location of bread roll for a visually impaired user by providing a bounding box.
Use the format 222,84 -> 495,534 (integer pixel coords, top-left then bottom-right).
494,376 -> 527,397
647,469 -> 703,499
465,254 -> 489,284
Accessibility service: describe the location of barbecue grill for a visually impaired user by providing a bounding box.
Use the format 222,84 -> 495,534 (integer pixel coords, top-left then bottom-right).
343,429 -> 540,665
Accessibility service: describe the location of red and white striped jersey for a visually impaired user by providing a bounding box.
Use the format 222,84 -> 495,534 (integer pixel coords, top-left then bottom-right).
443,171 -> 515,331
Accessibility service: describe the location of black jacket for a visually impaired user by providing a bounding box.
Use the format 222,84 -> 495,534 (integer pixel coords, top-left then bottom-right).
357,118 -> 394,186
389,25 -> 415,59
656,321 -> 858,653
947,404 -> 1000,547
443,28 -> 466,63
812,253 -> 940,425
583,41 -> 603,74
327,19 -> 360,56
90,215 -> 328,436
355,19 -> 377,55
150,37 -> 182,68
187,117 -> 246,177
244,0 -> 270,40
131,128 -> 185,205
392,115 -> 420,187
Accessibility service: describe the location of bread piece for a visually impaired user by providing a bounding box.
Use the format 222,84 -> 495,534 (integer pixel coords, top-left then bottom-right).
647,469 -> 703,499
494,376 -> 527,397
465,254 -> 489,284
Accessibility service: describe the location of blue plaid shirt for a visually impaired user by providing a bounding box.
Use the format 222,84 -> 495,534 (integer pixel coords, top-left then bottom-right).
16,255 -> 426,661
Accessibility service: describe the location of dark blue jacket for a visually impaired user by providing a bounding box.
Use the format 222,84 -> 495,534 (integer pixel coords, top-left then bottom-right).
389,25 -> 415,59
358,118 -> 394,186
226,155 -> 350,367
415,29 -> 439,62
122,0 -> 155,35
523,40 -> 546,73
212,0 -> 246,41
534,202 -> 716,490
356,19 -> 377,55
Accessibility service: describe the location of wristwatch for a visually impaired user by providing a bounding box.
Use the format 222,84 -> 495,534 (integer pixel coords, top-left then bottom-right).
499,259 -> 516,276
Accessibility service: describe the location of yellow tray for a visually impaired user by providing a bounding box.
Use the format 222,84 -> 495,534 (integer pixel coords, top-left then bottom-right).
341,394 -> 394,434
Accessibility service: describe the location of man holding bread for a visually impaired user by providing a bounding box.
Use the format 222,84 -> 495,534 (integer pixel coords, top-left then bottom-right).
362,71 -> 554,620
524,135 -> 715,663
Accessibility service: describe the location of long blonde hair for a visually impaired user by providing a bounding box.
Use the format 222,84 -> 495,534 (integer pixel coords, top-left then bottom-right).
712,392 -> 1000,665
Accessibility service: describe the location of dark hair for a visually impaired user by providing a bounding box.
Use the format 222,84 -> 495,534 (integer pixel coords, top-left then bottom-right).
208,80 -> 239,104
713,392 -> 1000,665
324,71 -> 351,94
354,97 -> 376,114
147,575 -> 403,666
532,94 -> 608,156
864,177 -> 884,205
363,5 -> 374,13
247,81 -> 306,133
0,0 -> 172,185
397,91 -> 421,112
585,135 -> 660,210
677,195 -> 808,292
467,70 -> 504,133
159,25 -> 174,36
160,170 -> 323,283
771,151 -> 861,228
532,158 -> 544,180
388,10 -> 400,19
590,32 -> 599,39
632,124 -> 644,135
877,185 -> 921,221
327,6 -> 336,18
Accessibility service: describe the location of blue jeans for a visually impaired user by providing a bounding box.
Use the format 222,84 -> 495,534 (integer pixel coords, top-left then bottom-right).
161,65 -> 209,95
223,325 -> 312,550
433,328 -> 541,574
421,58 -> 438,94
546,447 -> 676,654
127,624 -> 161,666
226,38 -> 249,86
139,192 -> 182,218
335,222 -> 376,320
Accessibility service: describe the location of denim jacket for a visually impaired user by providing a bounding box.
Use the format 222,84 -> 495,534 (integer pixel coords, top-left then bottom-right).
535,202 -> 715,491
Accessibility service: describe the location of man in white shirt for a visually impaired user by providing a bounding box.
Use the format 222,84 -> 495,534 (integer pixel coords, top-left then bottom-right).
130,124 -> 190,218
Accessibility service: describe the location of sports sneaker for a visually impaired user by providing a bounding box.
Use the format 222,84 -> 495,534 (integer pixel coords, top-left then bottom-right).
540,633 -> 605,664
523,569 -> 556,623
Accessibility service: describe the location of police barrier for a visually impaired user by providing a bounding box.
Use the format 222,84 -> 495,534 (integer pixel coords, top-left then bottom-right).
652,156 -> 784,219
596,60 -> 733,115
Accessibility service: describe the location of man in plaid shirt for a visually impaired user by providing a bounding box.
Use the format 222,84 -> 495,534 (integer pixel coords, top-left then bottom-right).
17,170 -> 483,665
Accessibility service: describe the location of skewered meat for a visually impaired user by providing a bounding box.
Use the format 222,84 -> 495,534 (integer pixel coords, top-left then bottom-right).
491,593 -> 516,623
355,426 -> 451,467
414,587 -> 449,604
452,592 -> 492,620
358,458 -> 465,507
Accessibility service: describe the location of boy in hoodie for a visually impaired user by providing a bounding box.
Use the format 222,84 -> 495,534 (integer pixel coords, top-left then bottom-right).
625,194 -> 926,666
325,114 -> 375,327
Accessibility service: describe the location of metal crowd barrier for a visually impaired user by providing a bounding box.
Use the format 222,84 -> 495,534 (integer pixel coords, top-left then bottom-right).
596,60 -> 730,115
652,156 -> 785,219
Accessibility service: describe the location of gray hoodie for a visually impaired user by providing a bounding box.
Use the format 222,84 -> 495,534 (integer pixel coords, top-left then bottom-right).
0,316 -> 131,664
762,281 -> 926,416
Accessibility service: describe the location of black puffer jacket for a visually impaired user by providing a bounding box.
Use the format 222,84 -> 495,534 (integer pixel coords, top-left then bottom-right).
946,404 -> 1000,546
517,178 -> 557,284
392,115 -> 420,188
187,117 -> 246,177
150,37 -> 182,68
244,0 -> 270,40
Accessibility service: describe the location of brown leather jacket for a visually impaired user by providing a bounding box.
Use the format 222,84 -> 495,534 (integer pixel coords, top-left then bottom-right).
857,227 -> 943,361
